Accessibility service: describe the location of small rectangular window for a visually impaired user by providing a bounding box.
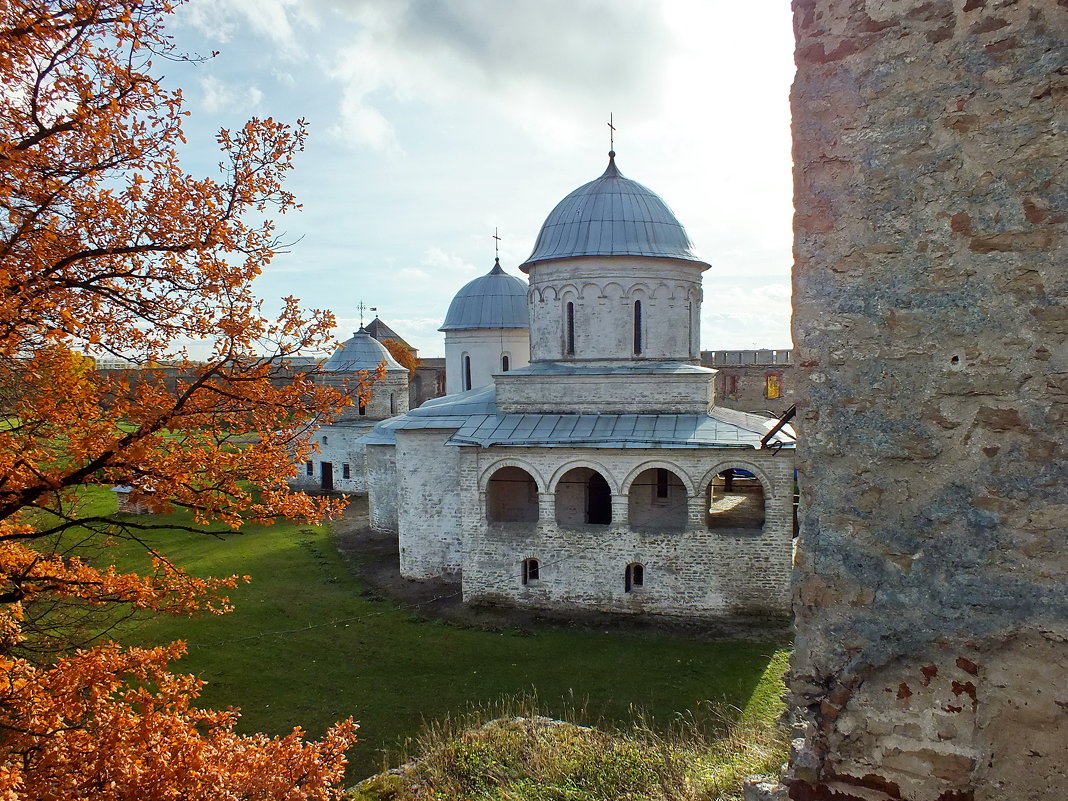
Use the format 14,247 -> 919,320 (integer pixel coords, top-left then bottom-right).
766,373 -> 782,400
342,463 -> 351,479
305,461 -> 313,476
522,558 -> 540,585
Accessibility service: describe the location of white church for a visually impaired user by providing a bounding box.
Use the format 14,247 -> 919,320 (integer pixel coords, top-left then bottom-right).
310,151 -> 796,621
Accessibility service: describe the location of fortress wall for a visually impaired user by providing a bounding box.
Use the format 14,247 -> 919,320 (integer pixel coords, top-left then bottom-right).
788,1 -> 1068,799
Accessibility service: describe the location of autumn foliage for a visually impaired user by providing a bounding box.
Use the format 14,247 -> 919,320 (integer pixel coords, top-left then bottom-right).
0,0 -> 366,796
380,339 -> 421,374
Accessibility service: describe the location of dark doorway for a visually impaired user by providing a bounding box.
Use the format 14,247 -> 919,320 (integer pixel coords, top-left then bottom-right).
586,472 -> 611,524
321,462 -> 333,491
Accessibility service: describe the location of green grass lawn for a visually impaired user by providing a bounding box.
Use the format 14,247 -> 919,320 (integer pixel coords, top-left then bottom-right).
73,489 -> 789,781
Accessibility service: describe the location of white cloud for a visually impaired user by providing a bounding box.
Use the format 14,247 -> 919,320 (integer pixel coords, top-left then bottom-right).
199,75 -> 263,113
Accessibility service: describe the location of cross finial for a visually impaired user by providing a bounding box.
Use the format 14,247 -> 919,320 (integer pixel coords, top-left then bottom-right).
492,227 -> 501,259
607,112 -> 616,152
356,301 -> 367,328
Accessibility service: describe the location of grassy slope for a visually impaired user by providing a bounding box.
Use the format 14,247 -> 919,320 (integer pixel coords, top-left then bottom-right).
80,489 -> 789,780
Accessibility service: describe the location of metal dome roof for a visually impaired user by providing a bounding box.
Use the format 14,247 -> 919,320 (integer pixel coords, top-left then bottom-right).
322,328 -> 407,373
519,152 -> 708,272
439,258 -> 530,331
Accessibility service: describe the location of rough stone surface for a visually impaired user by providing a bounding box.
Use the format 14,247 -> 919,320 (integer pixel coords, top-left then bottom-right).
789,1 -> 1068,799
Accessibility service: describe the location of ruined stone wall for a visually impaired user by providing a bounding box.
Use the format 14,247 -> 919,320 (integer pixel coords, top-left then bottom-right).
789,2 -> 1068,799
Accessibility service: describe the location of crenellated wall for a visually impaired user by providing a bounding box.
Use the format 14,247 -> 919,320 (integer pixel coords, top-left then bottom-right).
788,1 -> 1068,799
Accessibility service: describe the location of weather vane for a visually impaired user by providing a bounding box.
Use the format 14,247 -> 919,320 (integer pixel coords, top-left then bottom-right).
356,301 -> 376,328
607,112 -> 616,152
493,227 -> 501,259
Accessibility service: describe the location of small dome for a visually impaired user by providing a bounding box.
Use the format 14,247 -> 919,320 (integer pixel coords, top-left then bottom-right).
323,328 -> 407,373
439,259 -> 529,332
519,153 -> 708,272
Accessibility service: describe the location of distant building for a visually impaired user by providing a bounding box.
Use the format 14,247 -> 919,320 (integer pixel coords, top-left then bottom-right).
289,328 -> 409,494
700,349 -> 795,416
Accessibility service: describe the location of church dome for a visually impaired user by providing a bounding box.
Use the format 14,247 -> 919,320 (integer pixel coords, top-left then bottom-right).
323,328 -> 407,373
519,152 -> 708,272
439,258 -> 529,331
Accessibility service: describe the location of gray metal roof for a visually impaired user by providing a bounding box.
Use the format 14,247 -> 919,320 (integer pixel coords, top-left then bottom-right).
357,383 -> 794,450
322,328 -> 407,373
440,259 -> 529,331
447,407 -> 793,449
358,385 -> 498,445
519,153 -> 709,272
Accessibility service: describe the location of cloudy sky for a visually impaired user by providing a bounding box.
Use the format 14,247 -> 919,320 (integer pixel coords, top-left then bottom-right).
165,0 -> 796,358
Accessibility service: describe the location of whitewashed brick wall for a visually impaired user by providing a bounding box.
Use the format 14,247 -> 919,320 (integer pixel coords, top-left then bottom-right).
459,446 -> 794,619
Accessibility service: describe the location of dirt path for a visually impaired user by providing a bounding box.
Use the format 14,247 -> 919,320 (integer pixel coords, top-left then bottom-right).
329,494 -> 792,641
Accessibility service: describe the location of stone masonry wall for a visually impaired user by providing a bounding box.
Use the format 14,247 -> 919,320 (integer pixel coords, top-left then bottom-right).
365,444 -> 398,533
789,2 -> 1067,799
396,429 -> 463,578
460,446 -> 795,619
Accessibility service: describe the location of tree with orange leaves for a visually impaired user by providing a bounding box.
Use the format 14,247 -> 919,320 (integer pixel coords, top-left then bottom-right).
380,338 -> 422,374
0,1 -> 367,796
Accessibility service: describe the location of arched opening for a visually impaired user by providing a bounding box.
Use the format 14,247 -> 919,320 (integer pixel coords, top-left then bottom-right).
463,354 -> 472,391
521,558 -> 539,585
555,467 -> 612,526
633,299 -> 643,355
565,301 -> 575,356
707,469 -> 766,530
625,562 -> 644,592
501,354 -> 510,372
486,466 -> 539,524
358,400 -> 366,416
628,467 -> 687,531
321,435 -> 328,445
389,392 -> 396,413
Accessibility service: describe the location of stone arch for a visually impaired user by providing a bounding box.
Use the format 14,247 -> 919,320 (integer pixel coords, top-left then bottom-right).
552,462 -> 617,528
697,459 -> 774,498
580,281 -> 601,300
621,460 -> 696,495
479,458 -> 547,493
485,464 -> 540,524
549,460 -> 619,494
700,459 -> 773,532
539,285 -> 559,302
625,463 -> 691,532
652,282 -> 674,299
601,281 -> 626,299
627,281 -> 653,300
557,283 -> 580,301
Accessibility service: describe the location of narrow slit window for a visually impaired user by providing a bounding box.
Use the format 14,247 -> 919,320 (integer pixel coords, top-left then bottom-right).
390,392 -> 396,414
358,401 -> 366,416
502,354 -> 510,372
565,302 -> 575,356
522,558 -> 540,585
463,355 -> 472,391
656,468 -> 669,499
342,463 -> 351,480
633,300 -> 643,355
625,562 -> 644,592
321,435 -> 328,445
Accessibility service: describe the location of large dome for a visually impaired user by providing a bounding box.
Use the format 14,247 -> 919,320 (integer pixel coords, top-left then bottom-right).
439,259 -> 529,332
323,328 -> 407,373
519,152 -> 708,272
